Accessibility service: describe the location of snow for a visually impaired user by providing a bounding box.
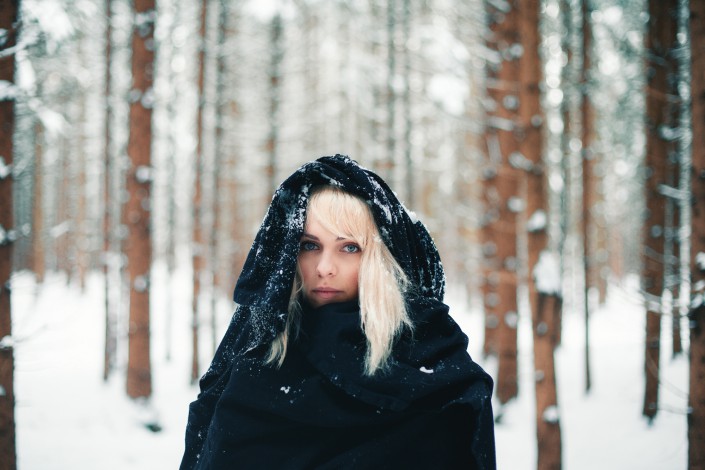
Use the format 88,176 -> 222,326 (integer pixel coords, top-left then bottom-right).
0,80 -> 19,101
533,250 -> 561,295
526,209 -> 548,232
696,252 -> 705,271
13,269 -> 687,469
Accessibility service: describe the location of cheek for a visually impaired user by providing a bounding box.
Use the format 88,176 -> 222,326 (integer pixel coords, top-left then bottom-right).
346,259 -> 361,286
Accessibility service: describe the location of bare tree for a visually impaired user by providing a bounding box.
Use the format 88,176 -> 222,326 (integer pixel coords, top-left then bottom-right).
0,2 -> 19,467
125,0 -> 156,399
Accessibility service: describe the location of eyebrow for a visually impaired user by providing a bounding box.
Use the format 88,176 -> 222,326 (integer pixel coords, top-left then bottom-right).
302,232 -> 348,241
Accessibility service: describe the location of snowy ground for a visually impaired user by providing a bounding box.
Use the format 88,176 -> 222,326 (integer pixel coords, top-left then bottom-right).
12,266 -> 687,469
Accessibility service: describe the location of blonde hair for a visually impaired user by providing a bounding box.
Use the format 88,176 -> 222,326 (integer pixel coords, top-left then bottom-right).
266,186 -> 412,375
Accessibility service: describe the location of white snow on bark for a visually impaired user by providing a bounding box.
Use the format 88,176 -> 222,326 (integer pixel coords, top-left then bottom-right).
542,405 -> 560,424
527,210 -> 547,232
696,252 -> 705,271
533,250 -> 561,294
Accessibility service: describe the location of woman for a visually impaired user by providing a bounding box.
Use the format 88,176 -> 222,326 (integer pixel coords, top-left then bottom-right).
180,155 -> 496,469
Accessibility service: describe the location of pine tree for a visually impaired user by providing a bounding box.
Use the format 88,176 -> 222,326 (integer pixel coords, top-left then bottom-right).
642,0 -> 679,421
0,2 -> 19,467
688,0 -> 705,465
125,0 -> 156,399
481,0 -> 521,404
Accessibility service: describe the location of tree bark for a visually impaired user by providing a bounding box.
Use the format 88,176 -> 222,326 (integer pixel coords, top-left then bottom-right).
31,122 -> 45,283
210,0 -> 229,354
192,0 -> 209,385
266,13 -> 282,195
520,0 -> 562,467
688,0 -> 705,466
103,0 -> 116,381
482,0 -> 522,404
0,2 -> 18,468
642,0 -> 678,421
580,0 -> 595,393
125,0 -> 155,399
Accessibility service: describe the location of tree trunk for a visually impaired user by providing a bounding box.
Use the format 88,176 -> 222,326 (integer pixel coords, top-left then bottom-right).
32,121 -> 46,283
210,0 -> 229,354
402,0 -> 413,208
382,0 -> 396,183
482,0 -> 521,404
266,13 -> 282,194
125,0 -> 155,399
520,0 -> 562,467
688,0 -> 705,466
192,0 -> 209,385
103,0 -> 116,381
580,0 -> 595,393
556,0 -> 575,348
0,2 -> 19,468
642,0 -> 678,422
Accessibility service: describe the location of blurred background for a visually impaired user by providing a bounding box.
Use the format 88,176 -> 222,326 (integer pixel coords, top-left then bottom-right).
1,0 -> 702,468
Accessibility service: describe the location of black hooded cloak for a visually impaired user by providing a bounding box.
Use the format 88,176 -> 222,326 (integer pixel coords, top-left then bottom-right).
180,155 -> 496,469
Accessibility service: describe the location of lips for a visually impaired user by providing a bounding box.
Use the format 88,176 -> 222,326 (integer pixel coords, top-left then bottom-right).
312,287 -> 342,299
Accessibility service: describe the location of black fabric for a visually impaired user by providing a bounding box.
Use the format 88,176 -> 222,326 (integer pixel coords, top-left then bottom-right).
180,155 -> 496,469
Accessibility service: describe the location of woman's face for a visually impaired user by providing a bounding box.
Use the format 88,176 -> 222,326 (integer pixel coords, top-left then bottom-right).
298,214 -> 362,308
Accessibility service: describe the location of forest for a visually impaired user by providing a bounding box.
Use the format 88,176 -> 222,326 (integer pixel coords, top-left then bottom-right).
0,0 -> 703,468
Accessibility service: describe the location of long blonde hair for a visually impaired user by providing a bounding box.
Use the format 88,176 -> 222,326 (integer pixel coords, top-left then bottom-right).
266,185 -> 412,375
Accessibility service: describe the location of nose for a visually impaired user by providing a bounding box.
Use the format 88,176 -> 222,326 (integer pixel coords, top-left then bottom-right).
316,252 -> 336,277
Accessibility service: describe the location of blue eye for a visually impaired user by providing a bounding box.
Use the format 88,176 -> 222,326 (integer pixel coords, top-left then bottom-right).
300,241 -> 318,251
343,244 -> 361,253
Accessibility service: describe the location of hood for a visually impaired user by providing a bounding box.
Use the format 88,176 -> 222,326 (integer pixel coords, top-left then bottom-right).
233,154 -> 446,344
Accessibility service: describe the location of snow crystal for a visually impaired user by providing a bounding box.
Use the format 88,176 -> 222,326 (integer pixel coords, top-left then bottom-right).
128,89 -> 143,104
504,311 -> 518,328
542,405 -> 560,424
419,366 -> 434,374
533,250 -> 561,294
536,321 -> 548,336
37,108 -> 67,137
0,80 -> 18,101
0,335 -> 13,350
692,294 -> 703,310
428,73 -> 467,116
526,210 -> 547,232
23,1 -> 74,43
0,225 -> 17,245
405,207 -> 419,224
141,88 -> 155,109
507,197 -> 525,213
696,252 -> 705,271
133,275 -> 149,293
135,10 -> 157,37
0,385 -> 4,397
0,157 -> 11,179
135,165 -> 154,183
280,386 -> 290,394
